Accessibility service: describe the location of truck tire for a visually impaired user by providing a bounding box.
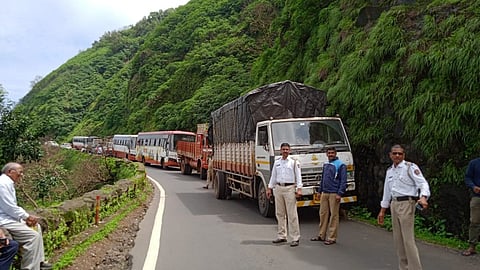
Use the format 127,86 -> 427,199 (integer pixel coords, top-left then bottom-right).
184,163 -> 192,175
200,167 -> 207,180
215,172 -> 227,199
180,161 -> 187,175
258,181 -> 275,217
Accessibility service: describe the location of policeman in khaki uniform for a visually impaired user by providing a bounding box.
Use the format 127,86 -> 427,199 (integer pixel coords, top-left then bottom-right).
378,144 -> 430,270
266,143 -> 303,247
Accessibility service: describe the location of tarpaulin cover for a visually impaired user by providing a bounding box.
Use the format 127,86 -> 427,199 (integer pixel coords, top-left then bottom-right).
211,80 -> 327,144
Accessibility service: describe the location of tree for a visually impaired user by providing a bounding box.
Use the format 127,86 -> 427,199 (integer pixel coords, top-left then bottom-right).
0,86 -> 43,164
30,75 -> 43,89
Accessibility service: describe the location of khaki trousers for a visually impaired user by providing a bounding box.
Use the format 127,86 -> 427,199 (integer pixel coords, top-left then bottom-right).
2,222 -> 45,270
391,199 -> 422,270
318,192 -> 340,241
273,185 -> 300,241
205,160 -> 214,188
468,196 -> 480,247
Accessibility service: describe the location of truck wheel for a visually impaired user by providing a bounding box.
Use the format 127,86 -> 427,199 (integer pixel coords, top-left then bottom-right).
180,161 -> 187,175
258,181 -> 275,217
184,163 -> 192,175
215,172 -> 227,199
200,167 -> 207,180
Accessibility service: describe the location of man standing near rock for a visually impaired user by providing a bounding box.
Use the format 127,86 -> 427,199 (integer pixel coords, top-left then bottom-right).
377,145 -> 430,270
462,157 -> 480,256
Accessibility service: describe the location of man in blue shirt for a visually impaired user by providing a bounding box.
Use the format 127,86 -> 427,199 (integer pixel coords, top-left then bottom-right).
310,147 -> 347,245
462,157 -> 480,256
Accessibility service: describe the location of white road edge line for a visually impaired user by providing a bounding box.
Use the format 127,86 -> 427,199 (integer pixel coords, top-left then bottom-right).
142,175 -> 166,270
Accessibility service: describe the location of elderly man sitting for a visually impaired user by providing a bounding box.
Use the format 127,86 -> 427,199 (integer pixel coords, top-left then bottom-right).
0,163 -> 52,270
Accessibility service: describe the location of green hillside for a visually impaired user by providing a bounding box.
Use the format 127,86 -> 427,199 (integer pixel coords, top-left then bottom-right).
14,0 -> 480,239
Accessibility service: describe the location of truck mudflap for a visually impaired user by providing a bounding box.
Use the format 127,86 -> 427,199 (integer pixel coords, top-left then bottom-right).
296,195 -> 358,207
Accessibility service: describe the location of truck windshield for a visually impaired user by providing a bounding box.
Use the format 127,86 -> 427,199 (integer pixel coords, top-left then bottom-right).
271,119 -> 349,151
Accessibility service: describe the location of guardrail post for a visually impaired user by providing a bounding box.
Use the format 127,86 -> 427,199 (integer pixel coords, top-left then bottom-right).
95,195 -> 100,225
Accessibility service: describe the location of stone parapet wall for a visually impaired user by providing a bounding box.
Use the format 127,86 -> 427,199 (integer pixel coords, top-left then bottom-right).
33,163 -> 149,257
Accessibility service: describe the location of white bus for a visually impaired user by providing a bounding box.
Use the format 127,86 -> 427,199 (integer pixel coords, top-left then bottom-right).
112,134 -> 138,161
72,136 -> 102,153
136,130 -> 195,168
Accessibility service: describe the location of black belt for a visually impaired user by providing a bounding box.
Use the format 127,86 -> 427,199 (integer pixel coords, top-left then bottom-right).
393,196 -> 418,201
277,183 -> 295,186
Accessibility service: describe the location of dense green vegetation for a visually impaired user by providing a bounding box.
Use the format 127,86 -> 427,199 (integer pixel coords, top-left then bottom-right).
17,147 -> 137,209
0,86 -> 45,164
9,0 -> 480,243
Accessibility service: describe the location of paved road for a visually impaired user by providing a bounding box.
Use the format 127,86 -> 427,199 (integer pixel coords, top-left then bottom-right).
130,166 -> 480,270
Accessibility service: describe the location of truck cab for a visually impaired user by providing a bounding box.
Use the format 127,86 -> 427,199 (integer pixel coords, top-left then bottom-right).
255,117 -> 356,216
210,81 -> 356,217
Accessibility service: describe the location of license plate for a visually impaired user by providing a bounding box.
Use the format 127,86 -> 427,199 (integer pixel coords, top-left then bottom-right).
301,187 -> 314,195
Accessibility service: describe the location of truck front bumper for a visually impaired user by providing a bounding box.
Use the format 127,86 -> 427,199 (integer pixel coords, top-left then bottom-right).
296,186 -> 357,207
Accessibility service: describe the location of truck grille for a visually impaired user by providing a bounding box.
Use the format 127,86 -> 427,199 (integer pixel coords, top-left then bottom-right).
301,172 -> 320,186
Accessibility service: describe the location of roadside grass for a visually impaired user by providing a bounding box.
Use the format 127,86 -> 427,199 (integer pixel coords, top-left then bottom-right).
348,206 -> 478,254
52,191 -> 149,269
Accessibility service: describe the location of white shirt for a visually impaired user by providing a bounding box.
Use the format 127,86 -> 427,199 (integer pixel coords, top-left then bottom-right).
380,160 -> 430,208
0,173 -> 29,225
268,157 -> 303,189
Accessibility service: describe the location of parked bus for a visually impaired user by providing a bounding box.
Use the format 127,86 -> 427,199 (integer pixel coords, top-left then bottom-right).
72,136 -> 102,153
112,134 -> 137,161
136,131 -> 195,168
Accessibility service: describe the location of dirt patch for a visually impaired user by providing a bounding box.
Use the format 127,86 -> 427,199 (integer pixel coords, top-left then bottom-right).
51,191 -> 153,270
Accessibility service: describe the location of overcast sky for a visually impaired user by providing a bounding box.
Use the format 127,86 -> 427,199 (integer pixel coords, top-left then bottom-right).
0,0 -> 190,103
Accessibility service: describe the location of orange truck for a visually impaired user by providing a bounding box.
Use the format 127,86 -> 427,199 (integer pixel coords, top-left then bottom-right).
177,123 -> 212,179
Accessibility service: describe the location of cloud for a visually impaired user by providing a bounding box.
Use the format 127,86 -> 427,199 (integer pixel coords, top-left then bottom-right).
0,0 -> 189,102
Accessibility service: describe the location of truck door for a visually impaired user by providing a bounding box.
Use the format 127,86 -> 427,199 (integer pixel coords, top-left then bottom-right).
255,124 -> 272,181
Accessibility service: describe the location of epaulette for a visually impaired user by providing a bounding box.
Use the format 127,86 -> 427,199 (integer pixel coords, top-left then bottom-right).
406,161 -> 423,177
405,161 -> 417,168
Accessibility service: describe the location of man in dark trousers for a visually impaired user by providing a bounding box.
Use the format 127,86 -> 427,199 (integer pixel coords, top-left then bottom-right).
462,157 -> 480,256
310,147 -> 347,245
0,227 -> 18,270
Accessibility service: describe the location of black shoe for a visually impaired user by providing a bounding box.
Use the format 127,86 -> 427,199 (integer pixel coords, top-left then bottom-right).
40,262 -> 53,270
202,186 -> 208,189
272,238 -> 287,244
290,240 -> 299,247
